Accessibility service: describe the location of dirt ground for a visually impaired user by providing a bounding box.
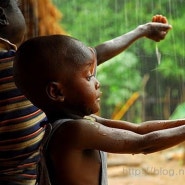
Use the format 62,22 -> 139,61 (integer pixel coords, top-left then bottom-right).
107,145 -> 185,185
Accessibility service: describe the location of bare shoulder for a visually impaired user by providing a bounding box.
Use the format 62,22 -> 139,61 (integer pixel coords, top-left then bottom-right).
48,119 -> 102,185
55,118 -> 98,133
50,118 -> 100,148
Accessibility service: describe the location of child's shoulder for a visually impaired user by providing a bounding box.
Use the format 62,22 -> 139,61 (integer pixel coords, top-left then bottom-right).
49,117 -> 97,134
51,117 -> 98,141
47,117 -> 98,149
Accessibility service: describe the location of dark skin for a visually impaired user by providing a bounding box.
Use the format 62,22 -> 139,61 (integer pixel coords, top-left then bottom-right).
0,0 -> 26,46
46,51 -> 185,185
95,14 -> 171,65
14,16 -> 178,185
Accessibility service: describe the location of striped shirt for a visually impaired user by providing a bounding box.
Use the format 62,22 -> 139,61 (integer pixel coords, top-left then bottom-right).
0,51 -> 46,185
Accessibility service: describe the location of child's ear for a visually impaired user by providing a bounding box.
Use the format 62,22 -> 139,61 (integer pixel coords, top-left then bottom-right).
46,82 -> 65,102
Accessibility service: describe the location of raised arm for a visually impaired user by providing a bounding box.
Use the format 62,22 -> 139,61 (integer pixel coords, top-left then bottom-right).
95,15 -> 172,65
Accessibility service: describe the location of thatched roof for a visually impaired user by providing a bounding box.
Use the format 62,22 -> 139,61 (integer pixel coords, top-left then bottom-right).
20,0 -> 67,39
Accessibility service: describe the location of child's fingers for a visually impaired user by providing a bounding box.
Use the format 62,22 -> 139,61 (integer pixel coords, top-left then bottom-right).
152,15 -> 168,24
154,22 -> 172,31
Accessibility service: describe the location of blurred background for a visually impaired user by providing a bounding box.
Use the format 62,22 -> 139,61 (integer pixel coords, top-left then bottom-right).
19,1 -> 185,184
20,0 -> 185,123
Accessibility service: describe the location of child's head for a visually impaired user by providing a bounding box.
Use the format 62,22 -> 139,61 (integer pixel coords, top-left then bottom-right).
0,0 -> 26,45
14,35 -> 101,118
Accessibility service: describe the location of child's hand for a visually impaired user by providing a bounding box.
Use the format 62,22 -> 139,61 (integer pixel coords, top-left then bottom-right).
87,114 -> 104,123
152,14 -> 168,24
138,14 -> 172,42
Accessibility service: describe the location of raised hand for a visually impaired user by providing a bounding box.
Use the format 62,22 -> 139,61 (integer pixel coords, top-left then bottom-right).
143,14 -> 172,42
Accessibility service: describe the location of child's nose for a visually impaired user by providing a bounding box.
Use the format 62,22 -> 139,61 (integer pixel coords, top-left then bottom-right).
95,79 -> 100,89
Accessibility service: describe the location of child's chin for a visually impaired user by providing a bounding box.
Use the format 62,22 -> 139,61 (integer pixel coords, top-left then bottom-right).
92,106 -> 100,115
85,107 -> 99,116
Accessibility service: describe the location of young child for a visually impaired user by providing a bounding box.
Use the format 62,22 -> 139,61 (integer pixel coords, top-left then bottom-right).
14,33 -> 185,185
0,1 -> 47,185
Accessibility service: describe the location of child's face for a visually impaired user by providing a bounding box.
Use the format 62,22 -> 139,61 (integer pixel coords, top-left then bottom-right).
0,0 -> 26,44
62,49 -> 101,116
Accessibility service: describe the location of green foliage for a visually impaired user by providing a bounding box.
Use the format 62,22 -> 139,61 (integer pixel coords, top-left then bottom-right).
97,52 -> 141,106
158,58 -> 185,82
170,102 -> 185,119
53,0 -> 185,120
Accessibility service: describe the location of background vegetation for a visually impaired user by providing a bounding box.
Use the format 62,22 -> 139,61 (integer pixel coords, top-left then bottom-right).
53,0 -> 185,122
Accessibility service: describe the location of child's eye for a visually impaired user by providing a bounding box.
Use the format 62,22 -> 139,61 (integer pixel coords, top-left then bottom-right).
87,75 -> 94,81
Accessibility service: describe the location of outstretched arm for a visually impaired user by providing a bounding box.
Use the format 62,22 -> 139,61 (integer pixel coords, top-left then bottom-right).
61,119 -> 185,154
95,15 -> 172,65
91,115 -> 185,135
